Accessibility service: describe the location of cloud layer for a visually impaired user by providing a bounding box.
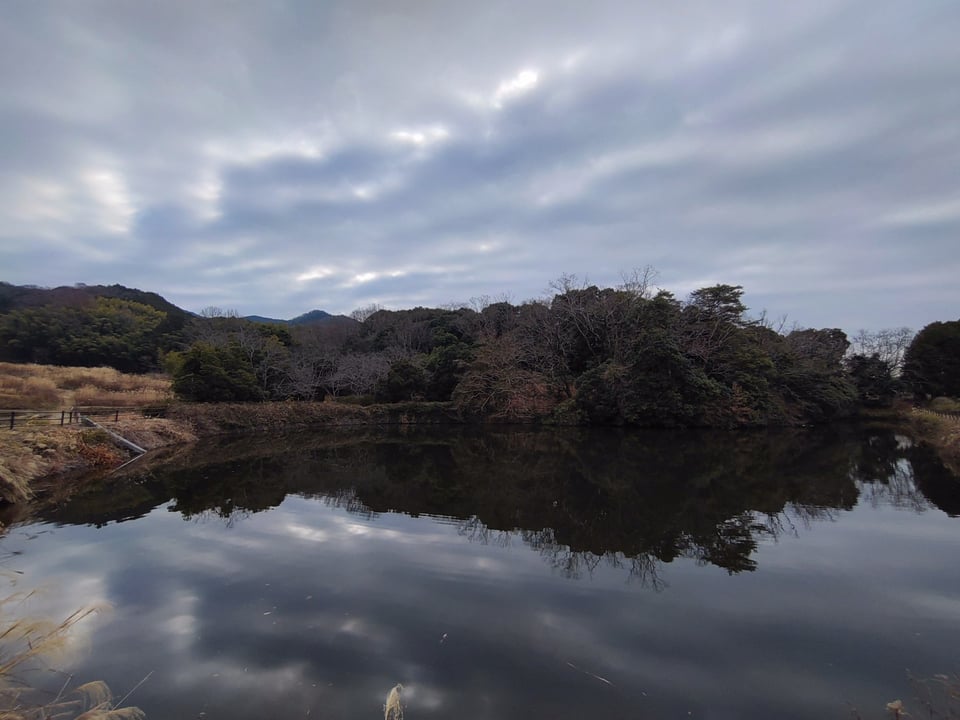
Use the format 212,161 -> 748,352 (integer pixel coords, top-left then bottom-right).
1,0 -> 958,330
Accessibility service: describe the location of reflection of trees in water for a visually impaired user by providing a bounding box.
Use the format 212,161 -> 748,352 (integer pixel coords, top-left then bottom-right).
759,503 -> 838,539
458,516 -> 666,588
460,501 -> 844,589
321,487 -> 378,520
35,425 -> 960,580
520,526 -> 666,589
187,506 -> 253,528
849,430 -> 959,514
457,516 -> 513,548
856,458 -> 929,512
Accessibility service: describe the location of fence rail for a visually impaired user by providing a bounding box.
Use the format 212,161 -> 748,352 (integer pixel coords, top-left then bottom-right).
911,408 -> 960,423
2,406 -> 168,430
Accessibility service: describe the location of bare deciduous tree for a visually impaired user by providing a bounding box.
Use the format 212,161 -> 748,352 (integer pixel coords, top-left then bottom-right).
851,327 -> 913,374
325,352 -> 390,396
349,303 -> 383,323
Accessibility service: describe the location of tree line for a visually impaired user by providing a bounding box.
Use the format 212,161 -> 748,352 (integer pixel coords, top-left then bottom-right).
1,276 -> 957,425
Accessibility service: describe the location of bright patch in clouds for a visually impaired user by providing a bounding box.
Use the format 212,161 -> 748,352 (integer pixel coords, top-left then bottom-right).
204,133 -> 327,165
391,125 -> 450,147
297,266 -> 336,283
491,68 -> 540,108
350,272 -> 379,286
0,0 -> 957,330
190,170 -> 224,221
84,168 -> 135,234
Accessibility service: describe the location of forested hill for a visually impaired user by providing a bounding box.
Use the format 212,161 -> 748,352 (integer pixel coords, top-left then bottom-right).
245,309 -> 348,326
0,282 -> 354,373
0,282 -> 190,320
1,278 -> 953,427
0,282 -> 194,372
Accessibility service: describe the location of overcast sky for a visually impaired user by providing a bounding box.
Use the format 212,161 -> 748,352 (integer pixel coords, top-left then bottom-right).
1,1 -> 958,330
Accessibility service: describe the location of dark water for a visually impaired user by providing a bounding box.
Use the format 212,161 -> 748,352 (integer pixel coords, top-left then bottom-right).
2,425 -> 959,719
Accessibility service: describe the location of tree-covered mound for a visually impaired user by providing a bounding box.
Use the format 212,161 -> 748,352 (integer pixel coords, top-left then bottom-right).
3,276 -> 952,428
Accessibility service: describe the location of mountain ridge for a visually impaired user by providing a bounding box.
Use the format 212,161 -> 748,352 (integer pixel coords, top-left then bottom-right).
0,282 -> 353,326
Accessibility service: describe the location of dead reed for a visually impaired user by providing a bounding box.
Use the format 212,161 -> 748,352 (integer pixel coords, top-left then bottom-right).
0,583 -> 145,719
72,386 -> 170,408
909,408 -> 960,474
0,429 -> 129,505
0,363 -> 172,410
0,377 -> 59,410
384,683 -> 403,720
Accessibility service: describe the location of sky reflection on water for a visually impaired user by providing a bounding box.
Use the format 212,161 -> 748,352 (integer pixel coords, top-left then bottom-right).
2,426 -> 959,719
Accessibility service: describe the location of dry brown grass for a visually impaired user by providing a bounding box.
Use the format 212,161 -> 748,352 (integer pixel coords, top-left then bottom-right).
0,431 -> 77,504
910,408 -> 960,475
0,364 -> 171,410
0,377 -> 59,410
72,386 -> 170,408
0,429 -> 129,505
0,374 -> 455,506
108,417 -> 196,450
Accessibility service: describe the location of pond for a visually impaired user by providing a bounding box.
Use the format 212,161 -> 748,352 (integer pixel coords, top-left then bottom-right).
2,425 -> 959,719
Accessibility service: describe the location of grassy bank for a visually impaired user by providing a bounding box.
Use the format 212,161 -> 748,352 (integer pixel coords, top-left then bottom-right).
908,407 -> 960,475
0,363 -> 178,506
0,359 -> 463,507
1,399 -> 460,508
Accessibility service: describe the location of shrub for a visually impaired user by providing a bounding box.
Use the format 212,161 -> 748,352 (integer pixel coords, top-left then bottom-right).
929,396 -> 960,413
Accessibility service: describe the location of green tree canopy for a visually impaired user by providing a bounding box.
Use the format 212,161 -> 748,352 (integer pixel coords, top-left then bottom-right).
903,320 -> 960,398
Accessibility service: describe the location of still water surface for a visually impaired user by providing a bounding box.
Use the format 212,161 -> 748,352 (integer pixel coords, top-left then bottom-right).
3,426 -> 959,719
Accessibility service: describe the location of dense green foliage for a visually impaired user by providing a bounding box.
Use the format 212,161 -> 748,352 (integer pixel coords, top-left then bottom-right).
903,319 -> 960,398
0,297 -> 173,372
2,279 -> 951,427
0,282 -> 191,372
844,353 -> 899,406
159,278 -> 862,426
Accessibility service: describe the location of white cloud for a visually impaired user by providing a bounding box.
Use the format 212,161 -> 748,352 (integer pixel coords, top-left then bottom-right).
491,68 -> 540,108
0,0 -> 957,330
390,125 -> 450,147
297,265 -> 337,283
83,167 -> 136,234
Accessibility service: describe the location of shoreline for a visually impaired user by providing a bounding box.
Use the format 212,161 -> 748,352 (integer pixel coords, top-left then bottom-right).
3,399 -> 958,513
906,408 -> 960,475
0,400 -> 463,508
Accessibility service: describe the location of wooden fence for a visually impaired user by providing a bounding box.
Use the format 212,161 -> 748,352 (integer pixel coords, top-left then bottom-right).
911,408 -> 960,425
3,406 -> 167,430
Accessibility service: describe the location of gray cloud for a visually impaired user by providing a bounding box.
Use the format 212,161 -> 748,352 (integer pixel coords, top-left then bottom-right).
1,0 -> 958,331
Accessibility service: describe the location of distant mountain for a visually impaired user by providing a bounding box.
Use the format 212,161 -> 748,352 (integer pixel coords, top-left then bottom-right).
290,309 -> 334,325
243,315 -> 286,324
0,282 -> 355,330
244,309 -> 355,327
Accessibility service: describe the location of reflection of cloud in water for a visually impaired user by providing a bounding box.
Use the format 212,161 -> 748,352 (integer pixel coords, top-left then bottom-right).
3,426 -> 958,718
284,522 -> 330,543
162,590 -> 199,652
0,551 -> 114,670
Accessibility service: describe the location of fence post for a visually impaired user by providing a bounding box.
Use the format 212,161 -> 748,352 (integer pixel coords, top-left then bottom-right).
9,411 -> 14,430
115,409 -> 119,422
61,410 -> 65,426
